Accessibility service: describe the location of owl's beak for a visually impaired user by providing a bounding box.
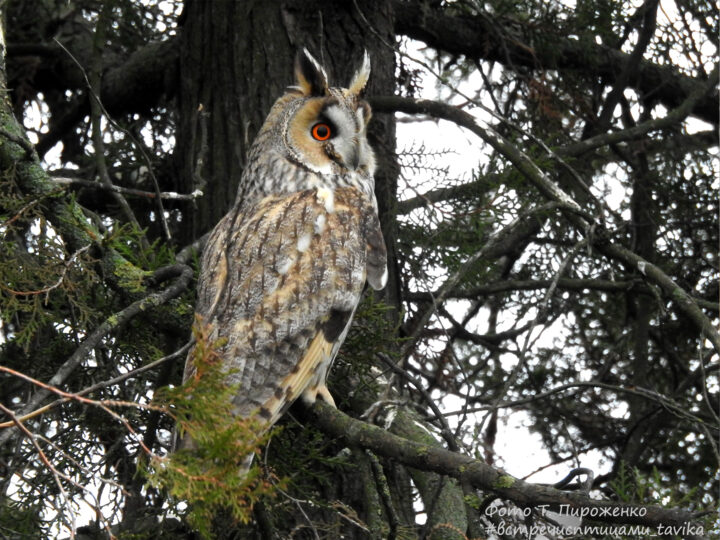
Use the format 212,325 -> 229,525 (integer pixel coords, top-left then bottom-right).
329,139 -> 361,171
343,137 -> 362,171
348,144 -> 361,171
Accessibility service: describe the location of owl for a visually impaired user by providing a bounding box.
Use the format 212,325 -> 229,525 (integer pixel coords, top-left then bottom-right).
183,50 -> 387,449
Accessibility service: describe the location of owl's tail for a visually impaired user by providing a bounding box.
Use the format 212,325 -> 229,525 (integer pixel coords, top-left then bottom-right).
174,426 -> 262,479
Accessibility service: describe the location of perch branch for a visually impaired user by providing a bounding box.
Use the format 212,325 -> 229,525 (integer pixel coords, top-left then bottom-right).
309,401 -> 706,529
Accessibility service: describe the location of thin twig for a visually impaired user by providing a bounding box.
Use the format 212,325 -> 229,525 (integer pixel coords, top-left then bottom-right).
36,434 -> 129,496
0,245 -> 91,302
0,365 -> 167,417
0,402 -> 77,538
52,33 -> 173,241
376,353 -> 461,452
487,238 -> 588,416
0,341 -> 191,428
400,201 -> 566,360
0,264 -> 192,446
432,381 -> 719,433
51,176 -> 202,201
0,188 -> 66,230
0,365 -> 161,459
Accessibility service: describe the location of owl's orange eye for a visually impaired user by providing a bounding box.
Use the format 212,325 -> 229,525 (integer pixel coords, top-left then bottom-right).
311,123 -> 332,141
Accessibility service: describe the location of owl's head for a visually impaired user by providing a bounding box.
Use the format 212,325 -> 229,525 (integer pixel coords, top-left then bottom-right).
239,50 -> 377,206
268,49 -> 375,179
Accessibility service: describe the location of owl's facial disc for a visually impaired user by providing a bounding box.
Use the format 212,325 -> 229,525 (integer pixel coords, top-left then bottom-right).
287,98 -> 370,174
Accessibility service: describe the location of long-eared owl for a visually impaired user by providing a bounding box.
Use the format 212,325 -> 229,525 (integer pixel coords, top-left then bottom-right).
183,49 -> 387,444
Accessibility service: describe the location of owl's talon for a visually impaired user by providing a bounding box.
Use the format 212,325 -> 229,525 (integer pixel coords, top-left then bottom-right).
302,384 -> 336,408
316,385 -> 336,408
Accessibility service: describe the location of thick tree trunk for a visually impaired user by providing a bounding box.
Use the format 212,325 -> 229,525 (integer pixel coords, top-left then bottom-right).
176,0 -> 286,243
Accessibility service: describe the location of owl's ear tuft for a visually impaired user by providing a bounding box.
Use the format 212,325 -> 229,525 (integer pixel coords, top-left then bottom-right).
347,50 -> 371,97
295,48 -> 329,96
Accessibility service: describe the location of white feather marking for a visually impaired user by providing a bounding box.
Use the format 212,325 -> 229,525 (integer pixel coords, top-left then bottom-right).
297,233 -> 312,252
316,187 -> 335,213
276,257 -> 294,275
314,214 -> 326,234
379,266 -> 388,289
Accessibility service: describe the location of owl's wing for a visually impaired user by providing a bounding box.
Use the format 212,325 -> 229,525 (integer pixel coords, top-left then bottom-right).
364,203 -> 388,291
187,187 -> 385,427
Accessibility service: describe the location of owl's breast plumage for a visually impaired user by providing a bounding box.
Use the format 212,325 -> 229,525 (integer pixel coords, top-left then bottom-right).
190,186 -> 386,421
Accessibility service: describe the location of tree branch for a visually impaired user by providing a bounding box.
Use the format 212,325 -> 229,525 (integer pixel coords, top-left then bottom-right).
372,94 -> 720,354
397,173 -> 500,214
0,264 -> 193,447
8,37 -> 179,117
397,126 -> 718,215
593,0 -> 659,132
405,278 -> 719,313
392,1 -> 718,125
0,341 -> 192,429
0,76 -> 163,294
309,401 -> 706,529
372,96 -> 587,216
560,65 -> 719,158
437,380 -> 719,429
599,241 -> 720,353
400,202 -> 565,358
51,176 -> 202,201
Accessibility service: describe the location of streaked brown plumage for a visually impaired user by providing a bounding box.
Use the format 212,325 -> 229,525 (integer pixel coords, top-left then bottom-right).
183,49 -> 387,454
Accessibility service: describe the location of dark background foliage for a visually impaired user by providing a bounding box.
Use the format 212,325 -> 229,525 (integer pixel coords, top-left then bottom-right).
0,0 -> 717,538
